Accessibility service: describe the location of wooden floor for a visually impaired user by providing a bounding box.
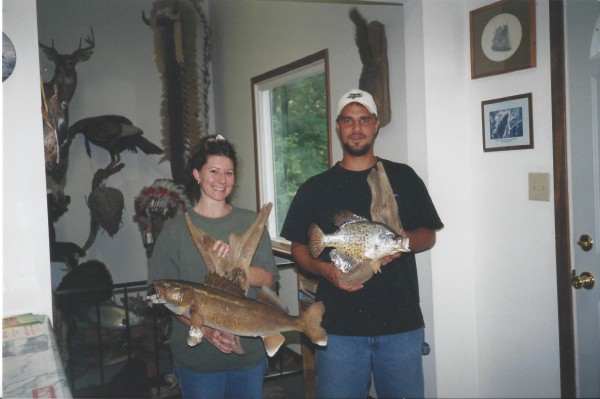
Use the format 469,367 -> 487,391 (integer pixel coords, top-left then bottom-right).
264,373 -> 304,399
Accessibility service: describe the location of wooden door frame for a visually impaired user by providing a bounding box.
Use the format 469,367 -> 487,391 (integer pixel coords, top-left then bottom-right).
549,1 -> 576,397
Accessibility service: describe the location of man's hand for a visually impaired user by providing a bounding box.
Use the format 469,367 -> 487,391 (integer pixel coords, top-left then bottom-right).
322,263 -> 364,292
380,252 -> 402,266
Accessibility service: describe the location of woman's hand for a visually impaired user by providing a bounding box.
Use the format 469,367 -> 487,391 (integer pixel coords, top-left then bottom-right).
212,240 -> 229,258
203,326 -> 237,353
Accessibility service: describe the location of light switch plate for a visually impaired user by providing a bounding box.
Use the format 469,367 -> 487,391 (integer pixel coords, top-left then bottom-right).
529,172 -> 550,201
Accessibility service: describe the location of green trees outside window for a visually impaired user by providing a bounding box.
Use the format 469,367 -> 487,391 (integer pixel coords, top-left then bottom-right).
252,50 -> 331,249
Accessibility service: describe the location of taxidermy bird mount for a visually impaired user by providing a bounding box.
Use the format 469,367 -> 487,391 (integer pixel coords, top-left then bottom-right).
349,8 -> 391,127
42,81 -> 72,217
47,193 -> 86,271
143,0 -> 211,185
82,165 -> 126,252
68,115 -> 163,174
42,82 -> 68,173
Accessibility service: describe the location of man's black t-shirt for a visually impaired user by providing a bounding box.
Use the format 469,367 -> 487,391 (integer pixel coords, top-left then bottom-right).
281,159 -> 443,336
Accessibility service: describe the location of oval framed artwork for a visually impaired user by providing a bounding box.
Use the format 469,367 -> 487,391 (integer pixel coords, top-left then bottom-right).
3,32 -> 17,82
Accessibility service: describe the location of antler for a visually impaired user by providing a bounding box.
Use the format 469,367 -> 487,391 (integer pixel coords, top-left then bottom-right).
39,37 -> 59,62
70,26 -> 95,62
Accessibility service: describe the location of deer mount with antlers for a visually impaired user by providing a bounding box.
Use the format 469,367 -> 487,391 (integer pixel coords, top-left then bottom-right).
39,26 -> 96,105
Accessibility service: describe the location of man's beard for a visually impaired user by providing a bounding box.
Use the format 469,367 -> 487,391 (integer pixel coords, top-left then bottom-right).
342,141 -> 372,156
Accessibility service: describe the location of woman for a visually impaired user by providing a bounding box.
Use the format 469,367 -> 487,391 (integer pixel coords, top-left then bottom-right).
148,134 -> 279,399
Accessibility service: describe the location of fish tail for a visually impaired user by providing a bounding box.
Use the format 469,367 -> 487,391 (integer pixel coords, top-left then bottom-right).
308,224 -> 325,258
300,301 -> 327,346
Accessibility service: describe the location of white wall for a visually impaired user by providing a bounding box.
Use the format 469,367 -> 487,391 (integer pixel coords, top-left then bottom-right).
2,0 -> 53,319
405,0 -> 560,397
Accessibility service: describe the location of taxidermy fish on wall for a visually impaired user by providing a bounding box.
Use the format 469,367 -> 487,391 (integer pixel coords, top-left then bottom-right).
349,8 -> 391,127
143,0 -> 211,185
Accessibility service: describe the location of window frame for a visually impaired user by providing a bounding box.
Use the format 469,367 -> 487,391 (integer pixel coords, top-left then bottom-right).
251,49 -> 332,255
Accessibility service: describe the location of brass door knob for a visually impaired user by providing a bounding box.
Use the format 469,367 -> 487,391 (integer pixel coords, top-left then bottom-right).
572,270 -> 595,289
577,234 -> 594,251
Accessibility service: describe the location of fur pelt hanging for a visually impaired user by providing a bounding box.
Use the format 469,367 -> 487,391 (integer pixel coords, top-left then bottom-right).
143,0 -> 211,185
349,8 -> 391,127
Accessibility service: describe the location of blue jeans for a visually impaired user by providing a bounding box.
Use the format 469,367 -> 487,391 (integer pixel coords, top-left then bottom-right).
316,328 -> 424,399
173,359 -> 267,399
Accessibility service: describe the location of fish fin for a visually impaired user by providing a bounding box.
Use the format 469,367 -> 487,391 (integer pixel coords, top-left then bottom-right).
262,333 -> 286,357
256,286 -> 289,314
308,224 -> 325,258
226,203 -> 272,279
187,305 -> 205,347
330,249 -> 362,273
232,336 -> 245,355
300,301 -> 327,346
203,273 -> 246,297
369,259 -> 383,274
368,162 -> 405,234
222,267 -> 249,295
184,213 -> 220,273
187,325 -> 204,346
333,210 -> 368,227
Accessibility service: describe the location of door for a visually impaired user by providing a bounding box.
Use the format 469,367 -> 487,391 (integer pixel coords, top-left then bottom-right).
566,1 -> 600,397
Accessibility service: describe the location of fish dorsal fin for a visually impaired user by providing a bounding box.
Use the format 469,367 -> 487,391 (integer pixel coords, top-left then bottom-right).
203,273 -> 246,298
333,210 -> 368,227
256,286 -> 289,314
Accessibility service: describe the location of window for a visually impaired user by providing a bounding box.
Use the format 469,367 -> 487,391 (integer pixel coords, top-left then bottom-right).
252,50 -> 331,253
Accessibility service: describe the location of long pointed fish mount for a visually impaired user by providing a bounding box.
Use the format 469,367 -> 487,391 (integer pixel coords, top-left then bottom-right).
148,274 -> 327,357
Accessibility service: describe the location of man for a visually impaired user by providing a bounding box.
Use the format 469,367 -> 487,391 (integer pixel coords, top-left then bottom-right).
281,89 -> 443,398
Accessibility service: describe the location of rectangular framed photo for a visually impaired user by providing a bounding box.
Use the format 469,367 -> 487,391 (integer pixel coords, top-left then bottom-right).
470,0 -> 536,79
482,93 -> 533,152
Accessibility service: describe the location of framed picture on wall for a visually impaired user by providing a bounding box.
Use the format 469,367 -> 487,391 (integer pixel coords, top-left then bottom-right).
3,32 -> 16,81
470,0 -> 536,79
482,93 -> 533,152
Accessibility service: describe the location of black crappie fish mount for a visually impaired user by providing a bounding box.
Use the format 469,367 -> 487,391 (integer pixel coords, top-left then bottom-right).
338,161 -> 407,285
